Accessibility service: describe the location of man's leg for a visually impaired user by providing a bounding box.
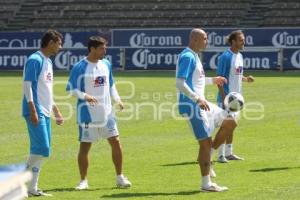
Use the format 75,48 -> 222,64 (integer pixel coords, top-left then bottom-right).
107,136 -> 122,175
212,118 -> 237,150
107,136 -> 131,188
78,142 -> 92,180
198,138 -> 212,186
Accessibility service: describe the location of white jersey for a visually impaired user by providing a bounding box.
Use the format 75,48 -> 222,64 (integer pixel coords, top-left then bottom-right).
22,51 -> 53,117
66,58 -> 115,124
229,51 -> 243,93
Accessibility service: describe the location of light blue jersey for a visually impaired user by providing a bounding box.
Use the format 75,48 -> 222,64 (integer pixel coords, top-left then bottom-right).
217,49 -> 244,104
66,58 -> 115,124
176,47 -> 206,115
22,51 -> 54,157
22,51 -> 54,117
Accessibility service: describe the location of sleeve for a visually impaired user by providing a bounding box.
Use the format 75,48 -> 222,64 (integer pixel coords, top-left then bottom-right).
23,81 -> 33,102
176,54 -> 194,79
23,59 -> 42,82
66,65 -> 79,92
110,84 -> 121,103
108,62 -> 114,88
217,54 -> 226,77
176,78 -> 202,102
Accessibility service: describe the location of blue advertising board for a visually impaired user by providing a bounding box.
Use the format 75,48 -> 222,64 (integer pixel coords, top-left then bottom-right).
112,28 -> 300,48
202,51 -> 279,70
0,31 -> 111,48
0,48 -> 121,70
283,48 -> 300,70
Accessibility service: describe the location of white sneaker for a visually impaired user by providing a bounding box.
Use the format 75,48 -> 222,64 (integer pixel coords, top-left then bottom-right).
75,180 -> 88,190
210,167 -> 217,178
116,176 -> 131,188
201,182 -> 228,192
217,155 -> 229,163
28,189 -> 53,197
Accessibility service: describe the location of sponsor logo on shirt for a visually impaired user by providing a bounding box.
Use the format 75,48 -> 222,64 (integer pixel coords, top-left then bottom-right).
94,76 -> 106,87
235,66 -> 243,75
45,72 -> 52,82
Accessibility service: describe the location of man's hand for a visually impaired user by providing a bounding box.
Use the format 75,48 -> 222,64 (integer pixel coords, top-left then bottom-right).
246,75 -> 255,82
196,98 -> 210,111
30,111 -> 39,126
55,112 -> 64,125
213,76 -> 227,86
117,100 -> 124,112
85,94 -> 98,106
28,102 -> 38,126
53,104 -> 64,125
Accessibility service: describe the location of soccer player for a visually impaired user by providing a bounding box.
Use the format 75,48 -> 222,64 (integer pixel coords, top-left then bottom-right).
66,36 -> 131,190
176,28 -> 237,192
22,29 -> 64,197
216,30 -> 255,163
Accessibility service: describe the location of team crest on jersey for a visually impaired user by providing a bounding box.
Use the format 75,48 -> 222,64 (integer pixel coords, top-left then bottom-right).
235,66 -> 243,75
94,76 -> 106,87
45,72 -> 52,82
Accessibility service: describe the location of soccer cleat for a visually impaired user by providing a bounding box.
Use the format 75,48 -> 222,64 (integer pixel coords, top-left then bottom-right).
226,154 -> 244,161
75,180 -> 89,190
28,189 -> 53,197
116,176 -> 131,188
201,182 -> 228,192
209,167 -> 217,178
217,155 -> 229,163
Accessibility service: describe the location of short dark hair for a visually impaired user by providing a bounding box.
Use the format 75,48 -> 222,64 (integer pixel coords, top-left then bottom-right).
88,36 -> 107,52
41,29 -> 63,48
227,30 -> 244,45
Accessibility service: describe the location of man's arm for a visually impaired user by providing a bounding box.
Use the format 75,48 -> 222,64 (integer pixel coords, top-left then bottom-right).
52,104 -> 64,125
176,78 -> 210,111
110,84 -> 124,111
23,81 -> 38,126
242,75 -> 255,82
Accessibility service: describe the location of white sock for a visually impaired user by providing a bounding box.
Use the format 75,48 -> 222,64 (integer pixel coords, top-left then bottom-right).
27,154 -> 43,192
202,175 -> 212,188
225,144 -> 233,156
218,144 -> 225,157
117,174 -> 124,179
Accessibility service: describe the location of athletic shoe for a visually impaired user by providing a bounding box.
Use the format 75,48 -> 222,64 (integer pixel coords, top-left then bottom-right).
201,183 -> 228,192
75,180 -> 89,190
226,154 -> 244,160
28,189 -> 53,197
217,155 -> 229,163
116,176 -> 131,188
210,167 -> 217,178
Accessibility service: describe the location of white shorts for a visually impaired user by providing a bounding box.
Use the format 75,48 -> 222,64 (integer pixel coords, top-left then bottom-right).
78,116 -> 119,143
183,102 -> 234,140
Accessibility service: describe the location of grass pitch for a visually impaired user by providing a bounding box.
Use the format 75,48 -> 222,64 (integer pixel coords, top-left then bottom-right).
0,70 -> 299,200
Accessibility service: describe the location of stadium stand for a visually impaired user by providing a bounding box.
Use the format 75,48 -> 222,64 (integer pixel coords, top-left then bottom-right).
0,0 -> 299,31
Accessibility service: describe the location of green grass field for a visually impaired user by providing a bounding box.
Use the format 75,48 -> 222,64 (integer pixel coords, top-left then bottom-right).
0,70 -> 300,200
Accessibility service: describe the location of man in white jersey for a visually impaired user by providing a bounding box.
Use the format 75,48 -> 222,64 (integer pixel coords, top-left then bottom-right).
216,30 -> 254,163
176,28 -> 237,192
22,29 -> 64,197
66,36 -> 131,190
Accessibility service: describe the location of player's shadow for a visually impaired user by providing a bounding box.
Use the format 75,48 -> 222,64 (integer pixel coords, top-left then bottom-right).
44,187 -> 108,192
249,166 -> 300,172
101,190 -> 200,198
161,161 -> 198,167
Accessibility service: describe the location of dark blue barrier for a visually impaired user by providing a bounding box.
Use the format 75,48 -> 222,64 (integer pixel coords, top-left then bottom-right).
0,48 -> 121,70
283,48 -> 300,70
124,48 -> 181,70
112,28 -> 300,48
202,51 -> 279,70
0,31 -> 111,48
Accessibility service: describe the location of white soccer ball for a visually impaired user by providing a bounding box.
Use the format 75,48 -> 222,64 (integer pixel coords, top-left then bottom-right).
224,92 -> 244,112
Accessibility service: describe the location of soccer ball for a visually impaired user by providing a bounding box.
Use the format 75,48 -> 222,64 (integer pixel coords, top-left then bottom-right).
224,92 -> 244,112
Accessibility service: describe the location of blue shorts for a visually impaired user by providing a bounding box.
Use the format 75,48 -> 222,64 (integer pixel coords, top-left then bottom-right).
25,114 -> 51,157
182,102 -> 226,140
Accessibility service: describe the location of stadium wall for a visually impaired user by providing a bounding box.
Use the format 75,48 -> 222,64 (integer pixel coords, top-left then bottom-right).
0,28 -> 299,70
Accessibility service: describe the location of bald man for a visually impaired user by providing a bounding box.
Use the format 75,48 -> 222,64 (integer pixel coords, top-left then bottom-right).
176,28 -> 236,192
